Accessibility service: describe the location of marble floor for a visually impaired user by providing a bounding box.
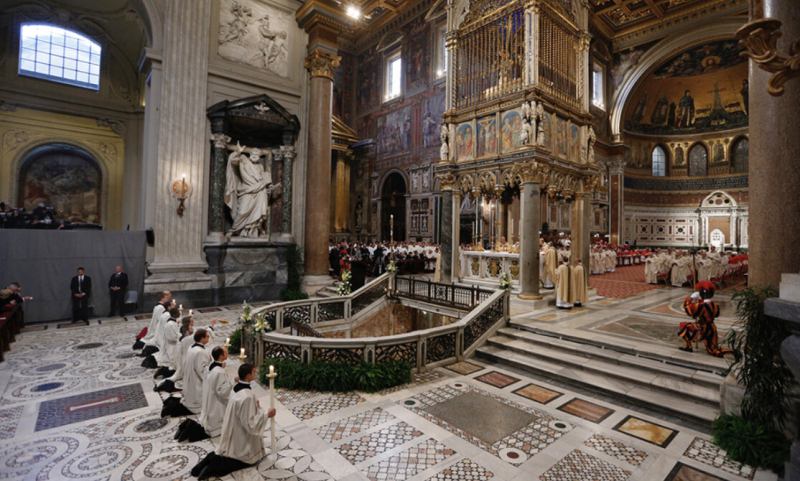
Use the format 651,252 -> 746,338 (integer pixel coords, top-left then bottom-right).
0,291 -> 776,481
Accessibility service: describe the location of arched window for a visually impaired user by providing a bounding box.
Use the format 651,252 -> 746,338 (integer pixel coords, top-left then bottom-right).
18,24 -> 101,90
688,143 -> 708,177
732,137 -> 749,173
651,145 -> 667,176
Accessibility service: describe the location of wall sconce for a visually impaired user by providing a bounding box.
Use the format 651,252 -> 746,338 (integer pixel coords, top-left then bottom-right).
170,175 -> 192,217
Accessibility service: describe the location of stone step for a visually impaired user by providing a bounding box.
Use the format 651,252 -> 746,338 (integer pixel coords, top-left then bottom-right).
487,333 -> 720,405
508,320 -> 728,376
476,344 -> 719,428
496,328 -> 725,389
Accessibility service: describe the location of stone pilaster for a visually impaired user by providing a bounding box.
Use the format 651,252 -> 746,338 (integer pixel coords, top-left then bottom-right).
303,48 -> 340,281
145,0 -> 212,293
519,179 -> 541,299
571,186 -> 592,272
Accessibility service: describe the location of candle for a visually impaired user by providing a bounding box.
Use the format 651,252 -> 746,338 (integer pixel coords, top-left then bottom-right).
188,309 -> 193,316
179,304 -> 183,310
225,337 -> 230,345
269,365 -> 274,376
268,363 -> 277,457
240,347 -> 245,357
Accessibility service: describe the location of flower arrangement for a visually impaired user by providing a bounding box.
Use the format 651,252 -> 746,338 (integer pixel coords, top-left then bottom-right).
499,271 -> 512,290
337,269 -> 352,296
387,259 -> 398,273
253,312 -> 271,334
241,300 -> 252,323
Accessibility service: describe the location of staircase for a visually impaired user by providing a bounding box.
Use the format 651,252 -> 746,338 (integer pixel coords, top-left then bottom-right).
476,320 -> 726,430
315,284 -> 340,298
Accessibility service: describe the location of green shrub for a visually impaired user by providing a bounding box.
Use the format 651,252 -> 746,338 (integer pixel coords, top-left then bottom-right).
728,287 -> 792,430
712,414 -> 789,472
280,245 -> 308,302
259,358 -> 412,392
229,328 -> 242,352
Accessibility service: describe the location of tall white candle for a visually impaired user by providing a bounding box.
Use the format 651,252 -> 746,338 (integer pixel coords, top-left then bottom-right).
240,347 -> 245,357
268,366 -> 277,457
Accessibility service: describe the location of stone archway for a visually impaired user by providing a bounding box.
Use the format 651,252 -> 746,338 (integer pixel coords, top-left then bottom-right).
381,172 -> 407,242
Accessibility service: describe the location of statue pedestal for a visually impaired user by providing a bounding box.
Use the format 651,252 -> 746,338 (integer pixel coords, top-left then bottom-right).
203,238 -> 293,306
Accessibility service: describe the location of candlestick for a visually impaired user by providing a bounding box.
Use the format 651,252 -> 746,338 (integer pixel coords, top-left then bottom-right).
188,309 -> 193,316
179,304 -> 183,310
267,365 -> 277,458
238,347 -> 246,361
224,337 -> 231,348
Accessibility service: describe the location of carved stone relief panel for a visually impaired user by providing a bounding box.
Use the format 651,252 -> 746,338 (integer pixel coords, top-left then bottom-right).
218,0 -> 293,78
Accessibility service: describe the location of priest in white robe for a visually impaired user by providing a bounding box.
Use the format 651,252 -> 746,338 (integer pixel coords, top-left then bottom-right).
175,346 -> 233,442
555,260 -> 572,309
543,243 -> 558,289
142,300 -> 174,369
569,260 -> 588,307
161,328 -> 211,417
139,291 -> 171,354
190,363 -> 276,480
153,306 -> 182,378
156,318 -> 216,393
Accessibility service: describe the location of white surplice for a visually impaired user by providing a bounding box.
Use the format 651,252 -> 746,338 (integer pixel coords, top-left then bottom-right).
142,303 -> 165,345
164,334 -> 194,388
216,384 -> 269,464
154,318 -> 180,368
182,344 -> 211,414
199,363 -> 233,437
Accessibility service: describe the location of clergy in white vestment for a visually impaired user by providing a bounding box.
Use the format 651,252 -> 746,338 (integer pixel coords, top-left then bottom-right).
200,346 -> 233,437
153,306 -> 182,379
555,261 -> 572,309
175,346 -> 233,442
190,363 -> 276,480
543,243 -> 558,289
569,261 -> 588,307
142,299 -> 175,369
156,318 -> 216,393
181,328 -> 212,414
139,290 -> 172,354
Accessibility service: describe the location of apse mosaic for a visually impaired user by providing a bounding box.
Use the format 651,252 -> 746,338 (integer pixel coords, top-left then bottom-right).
625,39 -> 748,135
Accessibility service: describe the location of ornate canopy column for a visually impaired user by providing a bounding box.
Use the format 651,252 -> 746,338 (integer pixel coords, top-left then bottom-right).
571,180 -> 592,271
606,157 -> 626,245
438,174 -> 457,282
519,169 -> 542,299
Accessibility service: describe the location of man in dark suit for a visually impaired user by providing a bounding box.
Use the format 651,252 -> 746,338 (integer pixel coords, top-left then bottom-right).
108,265 -> 129,317
70,267 -> 91,323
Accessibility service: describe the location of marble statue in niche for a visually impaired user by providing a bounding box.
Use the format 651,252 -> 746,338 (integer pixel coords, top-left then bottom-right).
218,0 -> 291,78
224,143 -> 277,238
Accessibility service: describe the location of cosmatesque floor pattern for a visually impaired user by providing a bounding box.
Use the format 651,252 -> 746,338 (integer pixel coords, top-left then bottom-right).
0,304 -> 778,481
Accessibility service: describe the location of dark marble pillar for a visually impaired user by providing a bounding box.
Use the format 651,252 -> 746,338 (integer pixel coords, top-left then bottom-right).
519,181 -> 541,299
208,118 -> 229,237
281,145 -> 295,235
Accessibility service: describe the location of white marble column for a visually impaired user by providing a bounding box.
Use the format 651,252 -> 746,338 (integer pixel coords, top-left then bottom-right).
144,0 -> 212,292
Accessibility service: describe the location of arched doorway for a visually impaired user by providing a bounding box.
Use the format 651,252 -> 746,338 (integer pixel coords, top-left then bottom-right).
17,143 -> 103,225
381,172 -> 406,242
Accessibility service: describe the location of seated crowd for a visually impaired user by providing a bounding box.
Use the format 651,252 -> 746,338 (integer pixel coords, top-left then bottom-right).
136,290 -> 276,480
645,247 -> 748,287
0,200 -> 101,229
329,240 -> 440,278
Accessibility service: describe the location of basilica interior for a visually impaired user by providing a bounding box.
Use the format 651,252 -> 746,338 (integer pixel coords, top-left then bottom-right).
0,0 -> 799,480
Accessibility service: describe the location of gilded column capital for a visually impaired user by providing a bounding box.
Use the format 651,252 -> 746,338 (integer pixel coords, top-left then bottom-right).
304,49 -> 341,80
578,33 -> 592,51
736,18 -> 800,96
438,172 -> 458,191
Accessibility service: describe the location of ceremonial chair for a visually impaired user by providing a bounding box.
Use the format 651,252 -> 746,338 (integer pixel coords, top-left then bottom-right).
124,290 -> 139,315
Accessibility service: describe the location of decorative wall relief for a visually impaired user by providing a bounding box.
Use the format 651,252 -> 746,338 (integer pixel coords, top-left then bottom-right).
476,115 -> 498,158
376,106 -> 413,157
218,0 -> 292,78
500,109 -> 523,153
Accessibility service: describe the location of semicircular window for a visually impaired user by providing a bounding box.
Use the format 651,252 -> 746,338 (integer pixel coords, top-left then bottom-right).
18,24 -> 101,90
18,144 -> 102,224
